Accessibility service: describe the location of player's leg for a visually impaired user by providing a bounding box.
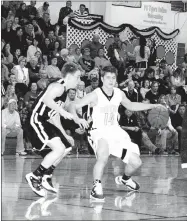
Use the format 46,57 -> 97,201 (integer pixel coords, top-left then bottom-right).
36,146 -> 72,193
110,128 -> 141,191
26,137 -> 66,196
90,138 -> 110,201
118,152 -> 142,191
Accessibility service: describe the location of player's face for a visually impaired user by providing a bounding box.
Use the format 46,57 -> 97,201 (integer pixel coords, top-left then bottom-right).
66,70 -> 81,90
102,72 -> 116,89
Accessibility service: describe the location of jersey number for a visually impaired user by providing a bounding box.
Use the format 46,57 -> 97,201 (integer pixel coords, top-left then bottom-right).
104,113 -> 114,125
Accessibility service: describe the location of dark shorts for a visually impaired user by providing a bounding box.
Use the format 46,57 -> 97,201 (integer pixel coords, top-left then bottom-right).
29,115 -> 71,152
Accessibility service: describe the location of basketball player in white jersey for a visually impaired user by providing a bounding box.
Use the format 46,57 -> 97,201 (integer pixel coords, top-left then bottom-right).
69,66 -> 163,201
25,63 -> 86,197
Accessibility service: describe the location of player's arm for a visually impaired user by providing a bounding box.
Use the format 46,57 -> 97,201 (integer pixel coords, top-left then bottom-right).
121,91 -> 161,111
68,91 -> 97,128
42,83 -> 73,119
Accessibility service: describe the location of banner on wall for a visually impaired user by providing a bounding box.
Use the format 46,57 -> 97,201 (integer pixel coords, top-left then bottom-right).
142,2 -> 172,27
107,2 -> 174,32
112,1 -> 141,8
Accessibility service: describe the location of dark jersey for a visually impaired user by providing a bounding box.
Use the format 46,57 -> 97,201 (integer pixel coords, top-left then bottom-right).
31,79 -> 67,121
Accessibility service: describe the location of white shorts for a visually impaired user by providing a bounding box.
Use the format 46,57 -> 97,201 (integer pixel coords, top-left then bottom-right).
88,125 -> 140,164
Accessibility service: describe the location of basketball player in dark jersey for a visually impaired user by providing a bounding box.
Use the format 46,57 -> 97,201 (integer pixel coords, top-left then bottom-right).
25,63 -> 87,197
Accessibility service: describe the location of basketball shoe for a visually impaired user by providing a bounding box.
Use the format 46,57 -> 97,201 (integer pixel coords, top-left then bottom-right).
90,180 -> 105,201
42,174 -> 57,193
115,176 -> 140,191
25,172 -> 46,197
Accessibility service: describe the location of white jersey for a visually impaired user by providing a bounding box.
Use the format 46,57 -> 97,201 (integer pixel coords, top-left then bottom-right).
91,87 -> 122,129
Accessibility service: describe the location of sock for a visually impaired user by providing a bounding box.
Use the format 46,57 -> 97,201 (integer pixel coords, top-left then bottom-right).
45,165 -> 56,175
122,174 -> 131,181
93,179 -> 101,185
33,164 -> 47,177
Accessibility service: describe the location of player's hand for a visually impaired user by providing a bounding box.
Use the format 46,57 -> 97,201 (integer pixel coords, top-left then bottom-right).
74,117 -> 89,129
60,110 -> 74,120
66,135 -> 74,146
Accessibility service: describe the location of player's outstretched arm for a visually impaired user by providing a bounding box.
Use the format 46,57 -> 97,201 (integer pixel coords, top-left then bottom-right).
121,91 -> 162,111
68,91 -> 97,129
42,83 -> 73,120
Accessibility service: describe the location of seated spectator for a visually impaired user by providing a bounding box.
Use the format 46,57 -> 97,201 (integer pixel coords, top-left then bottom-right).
46,29 -> 57,49
170,68 -> 186,103
145,81 -> 160,104
85,34 -> 103,59
31,18 -> 43,38
87,68 -> 99,85
58,1 -> 73,26
11,56 -> 29,86
46,56 -> 62,81
156,72 -> 170,95
40,54 -> 48,71
76,81 -> 86,99
156,95 -> 179,154
140,79 -> 150,99
12,27 -> 27,55
3,73 -> 16,91
3,85 -> 18,108
123,80 -> 142,102
27,1 -> 38,21
107,34 -> 126,83
27,56 -> 40,84
79,47 -> 95,82
34,51 -> 43,68
25,23 -> 35,40
15,3 -> 29,25
24,82 -> 39,106
51,41 -> 61,57
133,36 -> 150,68
142,67 -> 155,84
1,1 -> 10,20
94,48 -> 111,70
38,2 -> 50,19
2,43 -> 14,67
157,59 -> 173,77
57,48 -> 69,70
27,37 -> 42,62
2,19 -> 15,44
13,49 -> 21,65
1,55 -> 10,83
119,109 -> 142,147
85,77 -> 99,94
41,37 -> 51,58
74,47 -> 82,63
171,104 -> 186,152
135,99 -> 162,154
37,13 -> 52,38
37,70 -> 49,91
12,16 -> 21,31
1,99 -> 27,156
74,4 -> 89,19
67,46 -> 77,63
165,86 -> 181,114
64,88 -> 82,116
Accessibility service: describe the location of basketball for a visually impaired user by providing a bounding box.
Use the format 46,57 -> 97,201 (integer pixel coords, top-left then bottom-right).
148,106 -> 169,129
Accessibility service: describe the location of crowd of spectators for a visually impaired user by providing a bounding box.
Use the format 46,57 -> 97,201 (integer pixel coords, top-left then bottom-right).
1,1 -> 187,156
